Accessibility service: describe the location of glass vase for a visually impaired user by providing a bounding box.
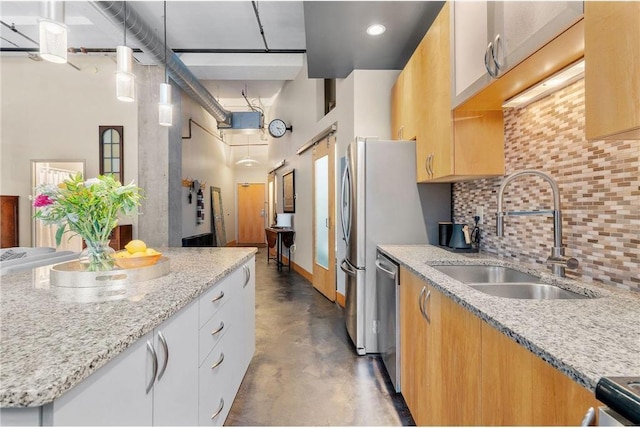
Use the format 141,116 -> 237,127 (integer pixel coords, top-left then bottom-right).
80,239 -> 116,272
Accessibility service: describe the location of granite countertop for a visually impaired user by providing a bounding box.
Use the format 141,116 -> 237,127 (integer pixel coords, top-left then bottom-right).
0,247 -> 256,408
378,244 -> 640,392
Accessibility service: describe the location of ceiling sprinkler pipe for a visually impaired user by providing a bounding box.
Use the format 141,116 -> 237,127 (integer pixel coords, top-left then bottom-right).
90,1 -> 232,126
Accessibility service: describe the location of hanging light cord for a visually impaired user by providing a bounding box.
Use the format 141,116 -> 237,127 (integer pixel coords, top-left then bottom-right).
164,1 -> 168,84
123,2 -> 126,46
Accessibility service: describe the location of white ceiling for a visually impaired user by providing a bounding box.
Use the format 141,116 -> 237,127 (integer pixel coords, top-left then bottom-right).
0,1 -> 442,167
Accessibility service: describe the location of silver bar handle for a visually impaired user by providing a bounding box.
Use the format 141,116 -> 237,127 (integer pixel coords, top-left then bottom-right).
211,352 -> 225,370
243,265 -> 250,287
211,290 -> 224,303
418,286 -> 427,319
375,259 -> 396,280
146,341 -> 158,394
429,153 -> 434,177
157,331 -> 169,381
580,407 -> 595,426
423,290 -> 431,323
492,34 -> 504,72
424,155 -> 429,174
210,398 -> 225,420
484,42 -> 497,77
340,259 -> 357,277
340,164 -> 351,243
211,321 -> 225,336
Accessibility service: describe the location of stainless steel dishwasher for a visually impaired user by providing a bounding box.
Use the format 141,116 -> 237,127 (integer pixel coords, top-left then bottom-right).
375,251 -> 400,392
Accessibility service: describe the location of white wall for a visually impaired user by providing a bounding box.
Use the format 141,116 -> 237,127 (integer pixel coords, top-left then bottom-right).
0,56 -> 138,246
266,60 -> 399,295
180,96 -> 237,244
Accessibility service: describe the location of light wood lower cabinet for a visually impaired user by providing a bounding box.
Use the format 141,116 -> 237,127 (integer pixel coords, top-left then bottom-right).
400,267 -> 598,426
399,266 -> 481,426
481,324 -> 601,426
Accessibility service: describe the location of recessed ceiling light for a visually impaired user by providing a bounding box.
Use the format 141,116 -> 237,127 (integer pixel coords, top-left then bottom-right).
366,24 -> 386,36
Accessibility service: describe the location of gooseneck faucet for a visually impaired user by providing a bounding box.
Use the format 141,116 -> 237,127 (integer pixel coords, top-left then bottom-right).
496,170 -> 578,277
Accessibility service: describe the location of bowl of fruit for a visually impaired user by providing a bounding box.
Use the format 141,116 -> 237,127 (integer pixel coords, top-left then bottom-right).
112,240 -> 162,269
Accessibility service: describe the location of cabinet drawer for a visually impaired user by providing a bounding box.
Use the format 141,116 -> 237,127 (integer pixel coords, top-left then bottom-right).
199,266 -> 243,328
199,294 -> 243,367
198,331 -> 243,426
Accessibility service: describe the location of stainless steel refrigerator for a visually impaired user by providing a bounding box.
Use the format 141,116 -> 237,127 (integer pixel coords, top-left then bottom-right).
339,137 -> 451,355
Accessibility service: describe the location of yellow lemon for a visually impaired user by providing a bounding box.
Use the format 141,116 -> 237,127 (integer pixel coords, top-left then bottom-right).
145,248 -> 159,255
125,240 -> 147,254
131,252 -> 147,258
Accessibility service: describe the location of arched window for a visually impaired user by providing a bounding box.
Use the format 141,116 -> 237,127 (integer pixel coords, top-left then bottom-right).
99,126 -> 124,182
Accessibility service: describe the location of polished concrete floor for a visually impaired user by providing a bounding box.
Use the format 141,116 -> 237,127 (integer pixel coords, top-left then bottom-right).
225,250 -> 414,426
226,249 -> 413,426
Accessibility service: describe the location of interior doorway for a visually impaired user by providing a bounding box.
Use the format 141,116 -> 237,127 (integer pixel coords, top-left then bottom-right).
31,160 -> 85,250
237,183 -> 266,246
312,135 -> 336,302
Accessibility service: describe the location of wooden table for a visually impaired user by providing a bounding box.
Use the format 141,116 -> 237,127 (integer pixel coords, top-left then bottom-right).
265,227 -> 295,272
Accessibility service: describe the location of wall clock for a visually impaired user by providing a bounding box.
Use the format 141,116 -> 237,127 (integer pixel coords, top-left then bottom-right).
268,119 -> 291,138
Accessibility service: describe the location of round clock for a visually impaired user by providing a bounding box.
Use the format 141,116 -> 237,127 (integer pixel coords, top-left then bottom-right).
268,119 -> 287,138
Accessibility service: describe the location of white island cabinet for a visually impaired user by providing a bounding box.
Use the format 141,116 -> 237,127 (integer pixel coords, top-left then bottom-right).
0,249 -> 256,427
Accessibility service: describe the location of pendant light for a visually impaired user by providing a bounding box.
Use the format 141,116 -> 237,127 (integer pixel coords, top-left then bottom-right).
116,1 -> 135,102
236,137 -> 259,167
158,1 -> 173,126
39,1 -> 68,64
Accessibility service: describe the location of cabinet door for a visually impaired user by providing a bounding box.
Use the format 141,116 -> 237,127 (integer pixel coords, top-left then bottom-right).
481,323 -> 600,426
391,72 -> 405,140
452,0 -> 492,107
51,332 -> 154,426
242,259 -> 256,370
399,266 -> 427,423
153,301 -> 199,426
489,1 -> 583,75
421,2 -> 454,181
432,290 -> 481,425
585,1 -> 640,140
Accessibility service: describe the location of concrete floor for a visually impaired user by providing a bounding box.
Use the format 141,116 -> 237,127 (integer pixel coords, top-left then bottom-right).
225,250 -> 414,426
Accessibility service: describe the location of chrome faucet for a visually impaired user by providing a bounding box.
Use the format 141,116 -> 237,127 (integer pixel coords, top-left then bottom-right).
496,169 -> 578,277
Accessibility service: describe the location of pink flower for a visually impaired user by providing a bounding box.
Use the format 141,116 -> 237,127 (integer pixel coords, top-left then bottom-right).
33,194 -> 54,208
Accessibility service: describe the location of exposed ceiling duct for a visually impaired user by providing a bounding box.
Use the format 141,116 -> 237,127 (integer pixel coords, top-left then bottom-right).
90,1 -> 232,126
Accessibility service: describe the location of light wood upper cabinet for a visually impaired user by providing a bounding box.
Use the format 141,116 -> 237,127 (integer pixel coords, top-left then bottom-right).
391,53 -> 420,141
415,2 -> 505,183
585,2 -> 640,140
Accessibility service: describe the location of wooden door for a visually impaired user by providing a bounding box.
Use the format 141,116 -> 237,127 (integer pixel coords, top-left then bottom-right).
237,183 -> 265,246
312,136 -> 336,301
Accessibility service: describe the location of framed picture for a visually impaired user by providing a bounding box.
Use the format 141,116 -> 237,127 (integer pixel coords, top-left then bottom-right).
283,169 -> 295,213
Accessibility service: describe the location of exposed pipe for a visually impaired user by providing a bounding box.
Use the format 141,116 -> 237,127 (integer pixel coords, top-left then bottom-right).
251,1 -> 270,52
90,1 -> 232,125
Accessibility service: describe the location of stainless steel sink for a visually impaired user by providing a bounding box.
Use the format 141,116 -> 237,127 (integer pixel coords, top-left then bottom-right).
432,265 -> 588,300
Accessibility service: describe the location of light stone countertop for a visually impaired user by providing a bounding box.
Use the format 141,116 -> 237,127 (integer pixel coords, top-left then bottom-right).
0,247 -> 256,408
378,244 -> 640,392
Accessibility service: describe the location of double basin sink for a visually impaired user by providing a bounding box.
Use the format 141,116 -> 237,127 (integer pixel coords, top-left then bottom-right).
431,265 -> 588,300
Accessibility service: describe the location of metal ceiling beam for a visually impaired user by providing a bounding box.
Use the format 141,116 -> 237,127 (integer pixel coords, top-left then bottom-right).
90,1 -> 232,126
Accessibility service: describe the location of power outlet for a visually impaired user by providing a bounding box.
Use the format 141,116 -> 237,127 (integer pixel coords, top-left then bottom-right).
475,206 -> 484,225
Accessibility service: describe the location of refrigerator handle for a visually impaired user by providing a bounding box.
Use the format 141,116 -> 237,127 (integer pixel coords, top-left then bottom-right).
340,259 -> 357,277
340,163 -> 351,242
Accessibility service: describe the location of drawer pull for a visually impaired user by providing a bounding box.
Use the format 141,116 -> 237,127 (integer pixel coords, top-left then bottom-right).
211,321 -> 225,336
210,398 -> 225,420
211,352 -> 225,370
211,291 -> 224,303
146,341 -> 158,394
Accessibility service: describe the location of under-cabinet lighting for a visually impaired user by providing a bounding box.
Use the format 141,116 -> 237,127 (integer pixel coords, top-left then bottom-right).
366,24 -> 386,36
502,59 -> 585,109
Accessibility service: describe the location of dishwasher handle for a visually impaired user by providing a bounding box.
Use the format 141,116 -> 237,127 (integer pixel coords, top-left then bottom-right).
375,259 -> 397,280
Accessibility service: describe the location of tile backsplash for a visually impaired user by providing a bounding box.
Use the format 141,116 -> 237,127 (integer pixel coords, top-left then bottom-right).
453,79 -> 639,292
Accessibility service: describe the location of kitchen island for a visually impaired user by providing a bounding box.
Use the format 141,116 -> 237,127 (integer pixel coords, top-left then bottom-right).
379,244 -> 639,390
0,247 -> 256,426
